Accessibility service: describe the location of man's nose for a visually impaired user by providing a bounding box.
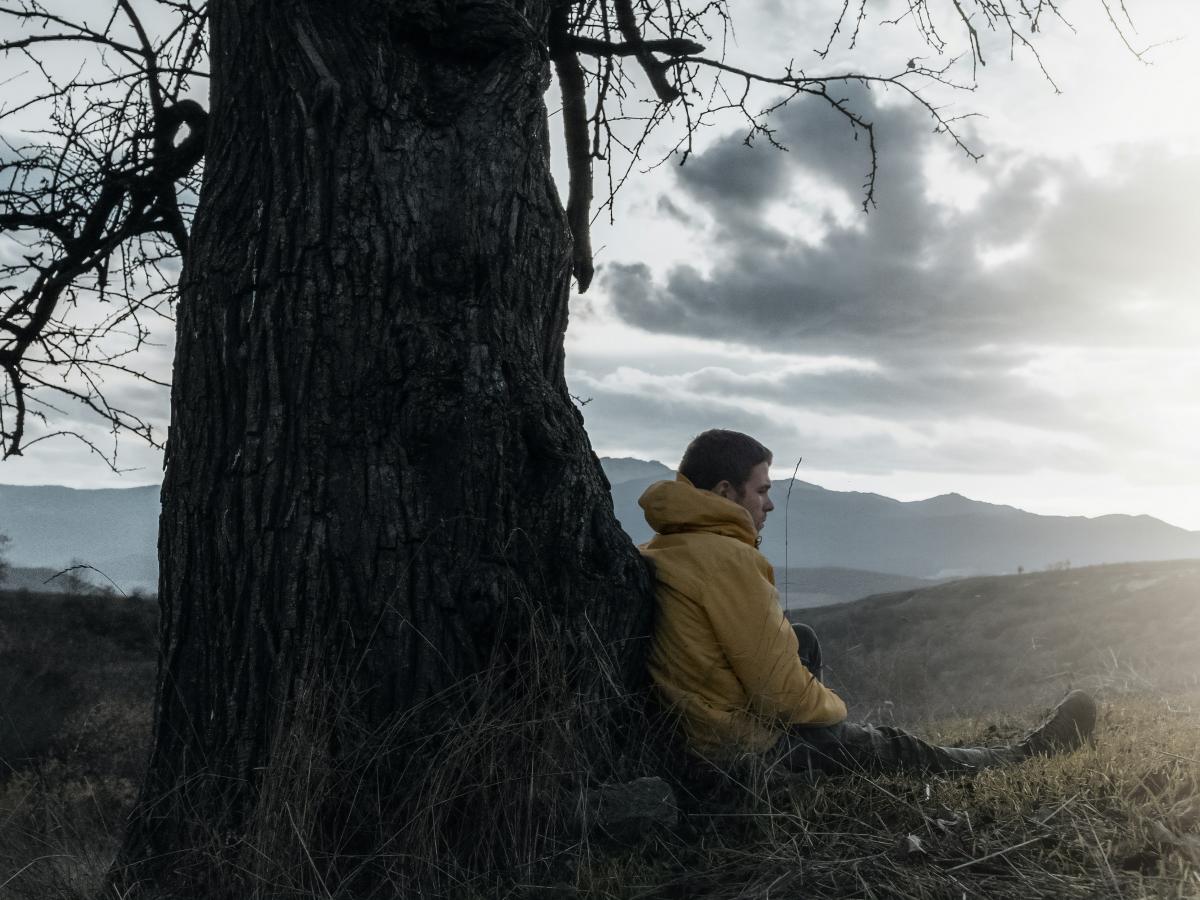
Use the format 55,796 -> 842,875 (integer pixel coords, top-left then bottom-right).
765,497 -> 775,512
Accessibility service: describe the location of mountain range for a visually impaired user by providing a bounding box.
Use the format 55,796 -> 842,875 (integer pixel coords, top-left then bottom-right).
2,459 -> 1198,596
601,457 -> 1200,580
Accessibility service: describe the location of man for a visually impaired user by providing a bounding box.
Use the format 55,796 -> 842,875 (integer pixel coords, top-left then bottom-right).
639,428 -> 1096,775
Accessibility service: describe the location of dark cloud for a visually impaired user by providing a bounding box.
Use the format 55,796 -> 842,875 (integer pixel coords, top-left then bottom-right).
606,89 -> 1200,362
574,376 -> 774,465
673,358 -> 1078,429
655,195 -> 692,225
573,367 -> 1111,480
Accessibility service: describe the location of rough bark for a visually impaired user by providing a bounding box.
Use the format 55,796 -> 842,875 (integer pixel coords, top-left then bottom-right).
119,0 -> 654,888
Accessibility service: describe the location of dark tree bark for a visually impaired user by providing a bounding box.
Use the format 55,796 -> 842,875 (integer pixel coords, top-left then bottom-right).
119,0 -> 653,888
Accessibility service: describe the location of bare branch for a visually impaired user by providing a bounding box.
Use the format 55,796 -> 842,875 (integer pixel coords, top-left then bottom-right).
551,4 -> 597,292
1099,0 -> 1171,63
1,0 -> 207,459
612,0 -> 682,102
567,34 -> 704,58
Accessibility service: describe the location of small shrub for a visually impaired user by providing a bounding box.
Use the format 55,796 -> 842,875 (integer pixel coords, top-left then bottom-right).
0,590 -> 156,772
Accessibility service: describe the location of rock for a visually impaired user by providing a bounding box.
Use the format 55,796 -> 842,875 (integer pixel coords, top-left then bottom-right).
586,776 -> 678,842
894,834 -> 929,861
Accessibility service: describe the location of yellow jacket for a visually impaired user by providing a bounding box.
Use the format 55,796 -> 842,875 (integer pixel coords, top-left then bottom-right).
639,475 -> 847,758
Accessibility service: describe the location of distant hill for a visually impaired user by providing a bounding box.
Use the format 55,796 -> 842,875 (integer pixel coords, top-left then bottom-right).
4,458 -> 1200,594
603,461 -> 1200,580
791,558 -> 1200,723
0,483 -> 159,593
776,567 -> 939,609
599,457 -> 673,485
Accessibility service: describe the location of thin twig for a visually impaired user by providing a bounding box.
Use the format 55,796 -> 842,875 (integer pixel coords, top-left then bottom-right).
783,456 -> 803,611
943,835 -> 1043,872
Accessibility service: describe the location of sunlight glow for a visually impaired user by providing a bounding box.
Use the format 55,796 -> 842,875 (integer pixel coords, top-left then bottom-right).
976,239 -> 1034,269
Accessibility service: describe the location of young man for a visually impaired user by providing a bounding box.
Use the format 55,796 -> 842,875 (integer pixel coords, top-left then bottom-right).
639,429 -> 1096,775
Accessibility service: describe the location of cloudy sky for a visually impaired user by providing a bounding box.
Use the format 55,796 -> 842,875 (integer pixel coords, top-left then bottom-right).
3,0 -> 1199,530
567,0 -> 1200,529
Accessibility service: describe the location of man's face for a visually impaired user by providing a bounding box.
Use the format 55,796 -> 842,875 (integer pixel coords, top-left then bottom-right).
717,461 -> 775,532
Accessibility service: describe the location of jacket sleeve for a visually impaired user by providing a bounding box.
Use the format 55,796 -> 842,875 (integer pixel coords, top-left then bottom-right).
704,558 -> 847,727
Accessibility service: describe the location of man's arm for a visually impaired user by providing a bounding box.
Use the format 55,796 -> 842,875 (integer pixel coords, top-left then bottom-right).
705,558 -> 848,726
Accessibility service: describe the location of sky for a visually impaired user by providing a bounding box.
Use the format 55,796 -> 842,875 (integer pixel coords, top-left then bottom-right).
2,0 -> 1199,530
566,0 -> 1200,529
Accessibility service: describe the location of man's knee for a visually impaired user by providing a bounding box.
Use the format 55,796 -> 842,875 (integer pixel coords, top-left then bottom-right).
792,622 -> 819,651
792,622 -> 823,679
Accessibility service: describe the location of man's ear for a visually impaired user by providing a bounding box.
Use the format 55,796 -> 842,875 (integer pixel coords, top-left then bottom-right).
712,479 -> 737,500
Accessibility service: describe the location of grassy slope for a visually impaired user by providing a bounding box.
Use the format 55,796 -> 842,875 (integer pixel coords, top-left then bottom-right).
2,563 -> 1199,898
797,559 -> 1200,724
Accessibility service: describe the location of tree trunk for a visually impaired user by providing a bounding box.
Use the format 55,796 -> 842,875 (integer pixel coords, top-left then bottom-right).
119,1 -> 654,891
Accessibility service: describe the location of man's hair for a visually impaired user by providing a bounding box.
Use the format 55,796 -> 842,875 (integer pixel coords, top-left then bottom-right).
678,429 -> 773,493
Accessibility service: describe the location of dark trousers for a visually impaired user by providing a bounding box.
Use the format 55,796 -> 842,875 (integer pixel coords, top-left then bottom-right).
783,624 -> 1015,775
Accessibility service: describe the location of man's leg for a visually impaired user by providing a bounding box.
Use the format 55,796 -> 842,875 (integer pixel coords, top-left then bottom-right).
776,690 -> 1097,776
777,720 -> 1016,775
785,624 -> 1002,773
792,622 -> 822,682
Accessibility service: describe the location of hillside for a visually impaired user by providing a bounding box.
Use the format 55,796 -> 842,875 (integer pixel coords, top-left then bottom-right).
794,558 -> 1200,724
15,560 -> 1190,771
776,566 -> 940,608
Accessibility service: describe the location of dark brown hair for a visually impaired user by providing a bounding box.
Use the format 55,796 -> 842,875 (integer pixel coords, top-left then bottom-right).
678,429 -> 773,493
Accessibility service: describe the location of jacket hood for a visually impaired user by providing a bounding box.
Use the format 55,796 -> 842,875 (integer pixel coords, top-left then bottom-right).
638,473 -> 759,547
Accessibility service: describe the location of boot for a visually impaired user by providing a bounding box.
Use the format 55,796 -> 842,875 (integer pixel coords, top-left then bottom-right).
1016,690 -> 1097,757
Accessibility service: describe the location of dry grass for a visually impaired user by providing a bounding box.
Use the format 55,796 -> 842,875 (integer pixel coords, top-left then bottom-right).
104,607 -> 651,899
2,563 -> 1199,898
575,694 -> 1200,899
6,693 -> 1200,898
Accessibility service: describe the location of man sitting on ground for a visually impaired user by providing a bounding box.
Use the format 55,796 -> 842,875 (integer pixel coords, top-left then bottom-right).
638,428 -> 1096,774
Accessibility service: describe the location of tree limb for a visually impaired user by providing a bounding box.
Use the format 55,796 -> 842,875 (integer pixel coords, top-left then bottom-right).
551,4 -> 595,292
567,34 -> 704,58
612,0 -> 681,103
1,0 -> 208,461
